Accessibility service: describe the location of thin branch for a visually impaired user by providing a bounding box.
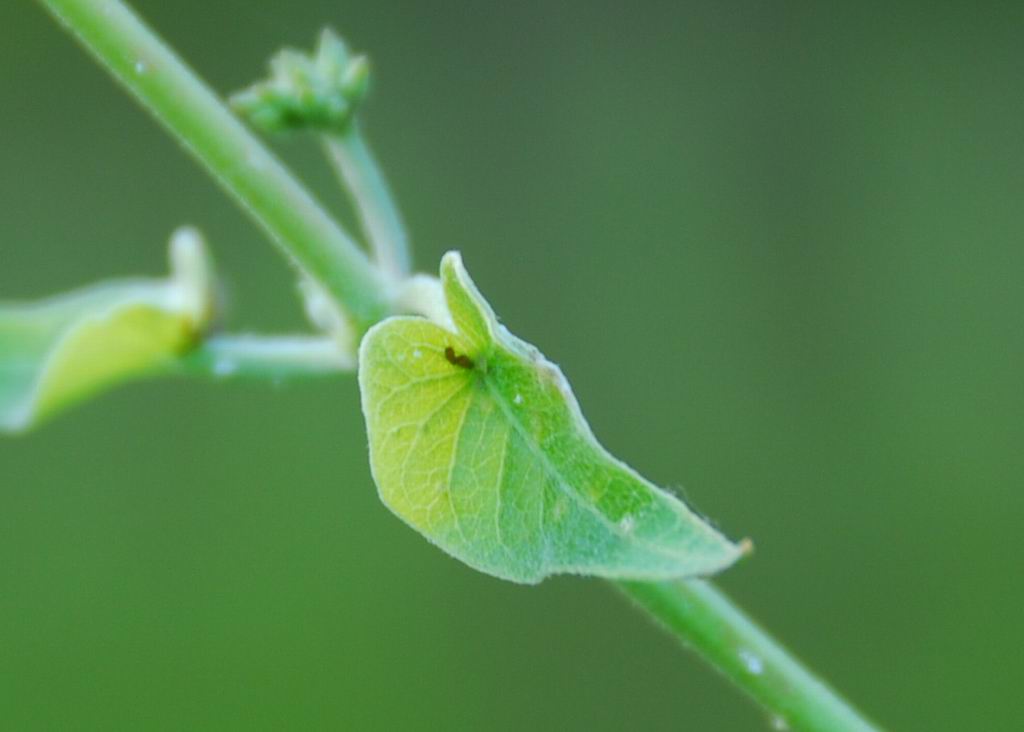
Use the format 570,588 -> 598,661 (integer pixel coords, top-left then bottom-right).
324,123 -> 411,280
37,0 -> 390,332
176,334 -> 354,381
615,579 -> 880,731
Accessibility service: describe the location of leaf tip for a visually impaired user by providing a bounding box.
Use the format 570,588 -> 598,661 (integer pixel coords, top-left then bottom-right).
439,250 -> 499,352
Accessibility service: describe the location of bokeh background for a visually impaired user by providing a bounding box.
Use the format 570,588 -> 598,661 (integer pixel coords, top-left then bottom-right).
2,1 -> 1022,729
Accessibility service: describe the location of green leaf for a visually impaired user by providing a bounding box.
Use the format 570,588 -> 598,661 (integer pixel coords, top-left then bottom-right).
359,252 -> 747,583
0,228 -> 215,432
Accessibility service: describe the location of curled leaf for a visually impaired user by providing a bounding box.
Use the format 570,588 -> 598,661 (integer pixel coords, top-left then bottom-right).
0,228 -> 215,432
359,252 -> 746,583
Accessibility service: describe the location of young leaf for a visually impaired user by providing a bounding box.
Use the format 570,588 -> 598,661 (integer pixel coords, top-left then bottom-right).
359,253 -> 747,583
230,28 -> 370,135
0,229 -> 214,432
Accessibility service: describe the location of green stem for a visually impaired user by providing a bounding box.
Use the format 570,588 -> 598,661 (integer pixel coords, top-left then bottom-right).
175,334 -> 353,381
615,579 -> 880,731
324,123 -> 411,280
37,0 -> 390,332
37,2 -> 881,728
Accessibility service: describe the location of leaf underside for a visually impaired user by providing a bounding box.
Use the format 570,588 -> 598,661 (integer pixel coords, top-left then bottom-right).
0,282 -> 198,432
359,252 -> 745,584
0,233 -> 212,433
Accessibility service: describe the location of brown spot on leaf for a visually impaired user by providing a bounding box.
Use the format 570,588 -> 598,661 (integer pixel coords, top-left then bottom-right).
444,346 -> 474,370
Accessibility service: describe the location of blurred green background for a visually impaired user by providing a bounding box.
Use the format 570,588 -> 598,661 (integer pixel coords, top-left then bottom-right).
2,1 -> 1022,729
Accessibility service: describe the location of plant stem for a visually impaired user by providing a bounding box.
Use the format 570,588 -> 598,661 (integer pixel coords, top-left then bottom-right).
615,579 -> 880,731
37,2 -> 882,727
37,0 -> 390,332
324,123 -> 411,281
175,334 -> 353,381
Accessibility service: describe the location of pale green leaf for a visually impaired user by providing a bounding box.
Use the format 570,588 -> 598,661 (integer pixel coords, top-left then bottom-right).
0,228 -> 214,432
359,252 -> 747,583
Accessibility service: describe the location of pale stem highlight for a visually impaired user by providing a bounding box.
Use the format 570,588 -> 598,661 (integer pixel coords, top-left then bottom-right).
324,122 -> 412,281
